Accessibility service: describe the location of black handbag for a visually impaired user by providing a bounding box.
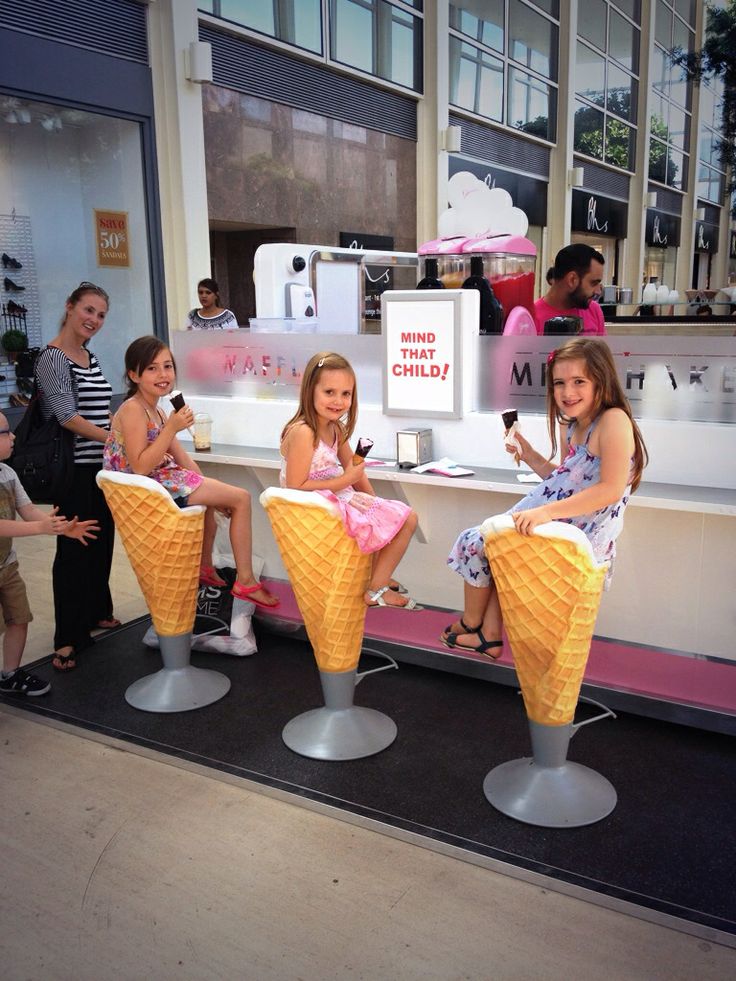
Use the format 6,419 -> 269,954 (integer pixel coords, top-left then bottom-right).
10,382 -> 75,505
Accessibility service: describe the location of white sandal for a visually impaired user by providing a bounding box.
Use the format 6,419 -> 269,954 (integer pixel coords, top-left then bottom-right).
366,585 -> 423,611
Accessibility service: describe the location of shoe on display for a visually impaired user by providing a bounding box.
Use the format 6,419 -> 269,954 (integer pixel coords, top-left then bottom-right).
1,253 -> 22,269
0,668 -> 51,697
4,277 -> 25,292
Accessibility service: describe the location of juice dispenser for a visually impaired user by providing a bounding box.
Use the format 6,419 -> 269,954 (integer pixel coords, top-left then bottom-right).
417,237 -> 472,290
462,235 -> 537,327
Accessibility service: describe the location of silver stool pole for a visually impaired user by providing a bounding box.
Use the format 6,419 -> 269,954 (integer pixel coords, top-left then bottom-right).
125,632 -> 231,713
282,666 -> 397,760
484,704 -> 617,827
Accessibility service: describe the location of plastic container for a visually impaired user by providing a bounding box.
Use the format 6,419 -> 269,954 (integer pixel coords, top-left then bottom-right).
463,235 -> 537,322
193,413 -> 212,452
418,235 -> 538,327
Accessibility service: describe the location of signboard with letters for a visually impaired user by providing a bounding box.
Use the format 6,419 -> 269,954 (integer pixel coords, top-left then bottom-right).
94,209 -> 129,268
382,290 -> 479,419
571,190 -> 627,239
645,209 -> 681,248
694,221 -> 719,254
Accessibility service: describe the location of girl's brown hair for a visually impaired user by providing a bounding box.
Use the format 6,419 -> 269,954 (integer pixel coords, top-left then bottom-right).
281,352 -> 358,447
546,337 -> 648,492
122,335 -> 176,400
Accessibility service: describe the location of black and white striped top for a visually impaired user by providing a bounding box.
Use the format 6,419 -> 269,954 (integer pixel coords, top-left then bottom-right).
35,346 -> 112,464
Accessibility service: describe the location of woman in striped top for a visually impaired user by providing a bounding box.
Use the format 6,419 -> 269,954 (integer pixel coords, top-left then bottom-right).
35,282 -> 117,671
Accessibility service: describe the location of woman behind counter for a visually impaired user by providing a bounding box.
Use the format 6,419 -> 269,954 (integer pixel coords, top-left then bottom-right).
185,278 -> 238,330
34,282 -> 117,671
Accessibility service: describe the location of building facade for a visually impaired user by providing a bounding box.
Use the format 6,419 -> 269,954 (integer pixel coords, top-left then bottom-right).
0,0 -> 733,350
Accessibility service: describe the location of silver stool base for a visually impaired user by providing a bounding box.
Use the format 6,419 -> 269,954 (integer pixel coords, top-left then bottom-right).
282,668 -> 397,760
484,720 -> 617,828
125,632 -> 231,713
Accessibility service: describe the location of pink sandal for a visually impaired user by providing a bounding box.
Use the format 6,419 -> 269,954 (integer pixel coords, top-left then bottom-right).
231,580 -> 281,609
200,565 -> 227,588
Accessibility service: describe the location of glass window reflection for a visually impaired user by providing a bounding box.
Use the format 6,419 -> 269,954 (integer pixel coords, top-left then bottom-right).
605,116 -> 633,169
574,101 -> 604,160
450,1 -> 504,54
509,67 -> 555,139
648,137 -> 668,183
578,0 -> 607,51
509,0 -> 557,79
607,62 -> 636,121
450,37 -> 504,121
609,9 -> 638,72
576,42 -> 605,106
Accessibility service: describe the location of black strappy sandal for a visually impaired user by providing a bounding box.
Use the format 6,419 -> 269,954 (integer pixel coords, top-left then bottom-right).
440,618 -> 480,643
441,628 -> 503,660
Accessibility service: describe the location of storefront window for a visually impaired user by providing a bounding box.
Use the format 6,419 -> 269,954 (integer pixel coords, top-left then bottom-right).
0,98 -> 153,395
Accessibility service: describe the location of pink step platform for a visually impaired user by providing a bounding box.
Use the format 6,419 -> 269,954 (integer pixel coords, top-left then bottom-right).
261,579 -> 736,723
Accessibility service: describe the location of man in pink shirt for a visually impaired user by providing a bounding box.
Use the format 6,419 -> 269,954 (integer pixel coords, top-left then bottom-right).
533,244 -> 607,335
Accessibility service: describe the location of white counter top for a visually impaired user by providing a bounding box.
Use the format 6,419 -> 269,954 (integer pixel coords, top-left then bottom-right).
187,442 -> 736,516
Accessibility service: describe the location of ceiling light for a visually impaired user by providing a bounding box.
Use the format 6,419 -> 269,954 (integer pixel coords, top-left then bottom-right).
17,108 -> 31,124
4,110 -> 18,124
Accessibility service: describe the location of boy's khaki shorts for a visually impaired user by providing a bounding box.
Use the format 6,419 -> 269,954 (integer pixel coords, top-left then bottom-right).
0,561 -> 33,634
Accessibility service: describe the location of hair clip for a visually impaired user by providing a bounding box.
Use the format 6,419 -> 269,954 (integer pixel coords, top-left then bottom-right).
317,358 -> 325,368
546,349 -> 557,365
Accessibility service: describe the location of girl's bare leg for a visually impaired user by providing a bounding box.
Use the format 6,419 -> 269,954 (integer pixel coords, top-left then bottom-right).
201,507 -> 216,568
365,511 -> 418,608
188,478 -> 278,606
444,582 -> 503,648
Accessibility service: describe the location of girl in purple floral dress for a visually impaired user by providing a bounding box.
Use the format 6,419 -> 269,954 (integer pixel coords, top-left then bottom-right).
444,338 -> 647,657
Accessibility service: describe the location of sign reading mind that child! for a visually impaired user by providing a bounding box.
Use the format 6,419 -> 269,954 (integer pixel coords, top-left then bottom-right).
382,289 -> 480,419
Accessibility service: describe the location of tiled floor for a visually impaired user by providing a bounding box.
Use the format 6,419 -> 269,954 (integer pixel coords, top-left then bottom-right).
2,530 -> 736,979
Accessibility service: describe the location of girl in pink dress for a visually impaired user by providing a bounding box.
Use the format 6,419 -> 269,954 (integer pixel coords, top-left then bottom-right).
104,336 -> 279,610
280,352 -> 420,611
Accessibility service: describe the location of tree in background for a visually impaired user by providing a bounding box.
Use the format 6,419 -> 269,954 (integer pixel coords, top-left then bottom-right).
673,0 -> 736,211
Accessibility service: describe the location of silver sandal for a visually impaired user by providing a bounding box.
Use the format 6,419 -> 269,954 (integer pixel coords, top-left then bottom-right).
366,585 -> 423,611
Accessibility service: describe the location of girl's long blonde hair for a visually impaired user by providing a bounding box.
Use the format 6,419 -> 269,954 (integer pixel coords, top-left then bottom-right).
281,352 -> 358,447
546,337 -> 648,492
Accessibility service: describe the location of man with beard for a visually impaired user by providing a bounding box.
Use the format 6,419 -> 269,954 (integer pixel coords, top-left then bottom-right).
533,244 -> 606,335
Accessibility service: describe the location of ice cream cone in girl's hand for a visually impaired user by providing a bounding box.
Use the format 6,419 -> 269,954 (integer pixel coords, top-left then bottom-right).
502,409 -> 521,466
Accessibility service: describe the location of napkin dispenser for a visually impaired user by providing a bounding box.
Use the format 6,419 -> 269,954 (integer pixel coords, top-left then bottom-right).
397,429 -> 433,469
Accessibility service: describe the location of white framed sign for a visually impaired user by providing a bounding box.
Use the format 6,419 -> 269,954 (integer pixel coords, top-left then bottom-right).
382,290 -> 479,418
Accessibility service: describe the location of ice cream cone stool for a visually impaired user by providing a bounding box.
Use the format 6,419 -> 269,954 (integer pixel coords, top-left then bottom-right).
260,487 -> 398,760
96,471 -> 231,713
480,514 -> 617,828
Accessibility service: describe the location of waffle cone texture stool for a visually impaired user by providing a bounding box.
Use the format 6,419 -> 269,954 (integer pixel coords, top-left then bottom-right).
97,472 -> 230,712
480,514 -> 616,827
260,487 -> 397,760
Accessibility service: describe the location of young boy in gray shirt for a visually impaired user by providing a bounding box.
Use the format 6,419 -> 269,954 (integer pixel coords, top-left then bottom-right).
0,411 -> 99,696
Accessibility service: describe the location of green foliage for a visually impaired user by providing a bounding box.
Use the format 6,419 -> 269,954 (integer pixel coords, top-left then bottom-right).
672,0 -> 736,209
1,329 -> 28,353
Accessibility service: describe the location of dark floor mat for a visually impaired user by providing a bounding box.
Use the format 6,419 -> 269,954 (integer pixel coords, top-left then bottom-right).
4,617 -> 735,939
